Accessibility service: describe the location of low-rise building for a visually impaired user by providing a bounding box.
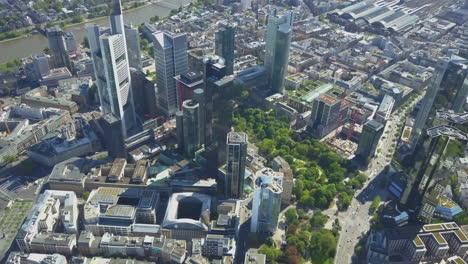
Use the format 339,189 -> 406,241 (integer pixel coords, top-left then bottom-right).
244,248 -> 266,264
366,222 -> 468,263
6,252 -> 68,264
162,192 -> 211,239
201,234 -> 235,257
16,190 -> 78,254
84,187 -> 159,236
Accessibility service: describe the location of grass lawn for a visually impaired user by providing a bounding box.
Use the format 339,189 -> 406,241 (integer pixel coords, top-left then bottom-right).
0,200 -> 33,254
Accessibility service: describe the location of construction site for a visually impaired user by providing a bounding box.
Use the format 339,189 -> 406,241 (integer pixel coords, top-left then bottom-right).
323,104 -> 368,160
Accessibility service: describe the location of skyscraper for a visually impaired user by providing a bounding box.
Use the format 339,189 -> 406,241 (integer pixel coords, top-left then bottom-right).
251,174 -> 283,233
153,31 -> 189,117
264,9 -> 294,94
203,55 -> 235,167
174,71 -> 205,105
100,113 -> 127,158
176,89 -> 205,158
308,94 -> 343,138
64,32 -> 77,53
215,22 -> 235,75
46,26 -> 71,70
409,58 -> 449,151
356,119 -> 384,162
130,68 -> 157,117
31,53 -> 50,80
87,0 -> 136,138
226,132 -> 248,199
124,24 -> 142,71
453,76 -> 468,112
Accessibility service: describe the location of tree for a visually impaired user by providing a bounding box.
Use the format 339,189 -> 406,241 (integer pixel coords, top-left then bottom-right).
310,229 -> 337,262
241,90 -> 249,100
258,244 -> 283,261
285,246 -> 301,264
150,15 -> 160,23
83,191 -> 90,201
293,179 -> 304,199
82,36 -> 89,48
371,195 -> 381,213
2,154 -> 18,165
285,208 -> 298,224
71,15 -> 84,23
310,210 -> 328,229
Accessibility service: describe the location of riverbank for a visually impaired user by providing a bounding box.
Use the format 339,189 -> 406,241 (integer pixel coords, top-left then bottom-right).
0,1 -> 150,44
0,0 -> 195,63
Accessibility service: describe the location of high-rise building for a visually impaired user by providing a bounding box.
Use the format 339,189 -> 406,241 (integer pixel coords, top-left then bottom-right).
174,71 -> 204,105
203,55 -> 235,167
87,0 -> 136,137
46,26 -> 71,70
130,68 -> 157,117
453,76 -> 468,112
64,32 -> 77,53
264,9 -> 294,94
215,22 -> 235,75
99,113 -> 126,158
226,132 -> 248,199
308,94 -> 344,138
124,24 -> 142,71
176,89 -> 205,158
31,53 -> 50,80
153,31 -> 189,117
251,174 -> 283,233
356,119 -> 384,162
272,156 -> 293,205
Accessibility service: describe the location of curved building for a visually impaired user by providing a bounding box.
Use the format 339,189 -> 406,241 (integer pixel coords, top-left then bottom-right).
162,193 -> 211,238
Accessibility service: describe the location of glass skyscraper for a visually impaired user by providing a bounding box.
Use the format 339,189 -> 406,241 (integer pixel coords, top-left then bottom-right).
264,9 -> 294,94
87,0 -> 136,137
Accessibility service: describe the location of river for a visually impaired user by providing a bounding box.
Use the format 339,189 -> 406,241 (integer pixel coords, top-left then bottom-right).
0,0 -> 195,63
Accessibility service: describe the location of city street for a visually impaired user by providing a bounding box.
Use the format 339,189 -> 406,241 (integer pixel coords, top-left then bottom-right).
334,91 -> 426,264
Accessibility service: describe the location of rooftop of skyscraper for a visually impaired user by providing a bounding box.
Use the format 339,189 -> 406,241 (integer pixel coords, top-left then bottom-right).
227,132 -> 247,144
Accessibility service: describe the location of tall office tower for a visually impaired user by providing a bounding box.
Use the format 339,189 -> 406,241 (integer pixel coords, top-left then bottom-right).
251,175 -> 283,233
176,89 -> 205,158
226,132 -> 248,199
130,68 -> 157,117
100,113 -> 127,158
356,119 -> 384,162
203,55 -> 235,167
264,9 -> 294,94
188,48 -> 206,72
87,0 -> 136,138
174,71 -> 204,105
308,94 -> 344,139
31,53 -> 50,80
153,31 -> 189,117
453,76 -> 468,112
64,32 -> 77,53
215,22 -> 235,75
465,0 -> 468,9
409,58 -> 449,151
124,24 -> 142,71
46,26 -> 71,70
